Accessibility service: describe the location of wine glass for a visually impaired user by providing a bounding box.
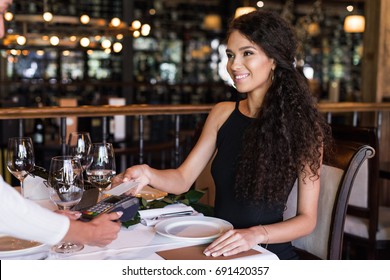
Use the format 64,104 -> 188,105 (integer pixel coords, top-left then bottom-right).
7,137 -> 35,198
67,131 -> 92,171
47,156 -> 84,254
86,143 -> 116,196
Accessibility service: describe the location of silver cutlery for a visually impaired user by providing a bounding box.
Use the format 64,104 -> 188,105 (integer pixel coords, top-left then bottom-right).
151,210 -> 194,220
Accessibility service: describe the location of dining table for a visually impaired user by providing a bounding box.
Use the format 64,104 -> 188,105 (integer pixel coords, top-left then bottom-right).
0,196 -> 279,261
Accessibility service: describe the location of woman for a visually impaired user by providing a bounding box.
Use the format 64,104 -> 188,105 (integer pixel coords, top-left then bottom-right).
114,10 -> 332,260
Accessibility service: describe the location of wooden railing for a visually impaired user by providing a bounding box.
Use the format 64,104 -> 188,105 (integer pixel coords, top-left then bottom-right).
1,102 -> 389,120
1,101 -> 389,138
0,104 -> 214,119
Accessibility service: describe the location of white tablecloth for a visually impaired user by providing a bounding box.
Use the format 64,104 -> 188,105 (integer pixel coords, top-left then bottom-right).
47,223 -> 278,260
1,198 -> 279,260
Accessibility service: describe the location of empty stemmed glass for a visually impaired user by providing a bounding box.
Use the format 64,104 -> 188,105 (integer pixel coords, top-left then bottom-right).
86,143 -> 116,196
67,131 -> 92,172
7,137 -> 35,198
47,156 -> 84,254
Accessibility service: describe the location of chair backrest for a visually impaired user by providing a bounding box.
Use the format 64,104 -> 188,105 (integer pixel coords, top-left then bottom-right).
331,125 -> 380,243
284,140 -> 375,259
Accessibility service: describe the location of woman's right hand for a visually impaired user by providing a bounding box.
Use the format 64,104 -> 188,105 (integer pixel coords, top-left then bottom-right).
111,164 -> 151,195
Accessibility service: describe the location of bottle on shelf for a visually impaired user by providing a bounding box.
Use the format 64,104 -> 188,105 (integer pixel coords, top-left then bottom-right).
32,98 -> 45,145
32,118 -> 45,145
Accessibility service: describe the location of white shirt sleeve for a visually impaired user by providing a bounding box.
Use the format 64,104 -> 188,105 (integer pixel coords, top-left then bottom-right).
0,176 -> 70,245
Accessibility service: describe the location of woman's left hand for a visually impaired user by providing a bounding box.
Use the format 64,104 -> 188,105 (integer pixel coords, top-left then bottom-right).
203,227 -> 261,257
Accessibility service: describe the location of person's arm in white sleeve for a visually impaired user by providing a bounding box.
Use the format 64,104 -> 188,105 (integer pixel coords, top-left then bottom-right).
0,175 -> 122,247
0,176 -> 69,245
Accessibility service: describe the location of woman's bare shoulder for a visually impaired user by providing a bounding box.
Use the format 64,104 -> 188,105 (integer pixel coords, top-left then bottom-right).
208,101 -> 236,128
211,101 -> 236,115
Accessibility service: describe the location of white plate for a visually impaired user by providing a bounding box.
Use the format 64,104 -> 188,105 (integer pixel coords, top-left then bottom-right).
136,185 -> 167,202
155,216 -> 233,241
0,235 -> 47,257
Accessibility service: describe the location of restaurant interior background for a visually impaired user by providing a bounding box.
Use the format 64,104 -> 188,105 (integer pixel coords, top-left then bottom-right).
0,0 -> 387,186
0,1 -> 369,113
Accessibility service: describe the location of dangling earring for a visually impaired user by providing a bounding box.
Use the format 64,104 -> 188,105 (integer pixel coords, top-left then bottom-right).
271,68 -> 275,82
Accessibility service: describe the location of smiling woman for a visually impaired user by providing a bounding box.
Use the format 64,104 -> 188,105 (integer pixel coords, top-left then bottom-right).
112,10 -> 333,260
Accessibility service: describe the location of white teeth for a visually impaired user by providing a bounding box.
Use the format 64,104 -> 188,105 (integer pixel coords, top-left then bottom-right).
235,74 -> 249,80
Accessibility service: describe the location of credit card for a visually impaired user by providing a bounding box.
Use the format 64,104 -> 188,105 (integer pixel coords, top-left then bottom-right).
104,180 -> 139,196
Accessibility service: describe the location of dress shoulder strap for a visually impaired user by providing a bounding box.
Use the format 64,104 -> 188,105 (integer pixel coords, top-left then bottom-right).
235,99 -> 240,110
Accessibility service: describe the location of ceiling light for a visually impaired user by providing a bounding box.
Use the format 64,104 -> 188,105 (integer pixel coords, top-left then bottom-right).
256,1 -> 264,8
346,5 -> 354,12
203,14 -> 221,31
133,30 -> 140,38
4,11 -> 13,21
80,14 -> 90,24
344,14 -> 365,33
80,37 -> 90,47
43,12 -> 53,22
141,24 -> 151,36
49,36 -> 59,46
113,42 -> 123,53
234,7 -> 256,18
16,35 -> 27,45
110,17 -> 121,27
101,39 -> 111,49
132,20 -> 142,30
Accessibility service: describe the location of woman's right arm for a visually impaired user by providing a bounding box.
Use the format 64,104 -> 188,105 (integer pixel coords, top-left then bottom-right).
113,102 -> 235,195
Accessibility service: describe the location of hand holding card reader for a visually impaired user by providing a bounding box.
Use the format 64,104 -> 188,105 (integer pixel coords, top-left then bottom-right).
81,195 -> 139,222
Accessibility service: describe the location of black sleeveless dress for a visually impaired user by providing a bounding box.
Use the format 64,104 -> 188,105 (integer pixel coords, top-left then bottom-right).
211,101 -> 298,260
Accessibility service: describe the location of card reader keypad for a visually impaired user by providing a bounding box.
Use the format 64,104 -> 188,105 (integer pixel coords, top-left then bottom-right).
82,202 -> 113,217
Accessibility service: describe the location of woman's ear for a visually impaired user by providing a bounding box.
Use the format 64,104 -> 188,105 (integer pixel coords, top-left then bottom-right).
270,59 -> 276,71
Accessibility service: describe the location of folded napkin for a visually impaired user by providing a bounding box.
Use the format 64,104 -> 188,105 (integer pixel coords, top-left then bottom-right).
139,203 -> 201,226
23,175 -> 49,200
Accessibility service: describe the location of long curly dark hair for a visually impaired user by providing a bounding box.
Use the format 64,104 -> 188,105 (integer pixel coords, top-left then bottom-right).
230,10 -> 332,209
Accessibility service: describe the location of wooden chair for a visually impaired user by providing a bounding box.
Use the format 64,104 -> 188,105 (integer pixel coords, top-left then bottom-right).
284,140 -> 375,259
332,125 -> 390,259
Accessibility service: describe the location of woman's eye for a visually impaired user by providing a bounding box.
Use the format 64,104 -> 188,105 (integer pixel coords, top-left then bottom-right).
226,53 -> 234,59
243,51 -> 253,56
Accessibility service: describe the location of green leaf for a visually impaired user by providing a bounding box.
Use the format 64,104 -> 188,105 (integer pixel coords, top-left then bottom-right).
122,213 -> 141,228
184,189 -> 205,203
141,198 -> 148,208
180,198 -> 190,205
162,197 -> 174,204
